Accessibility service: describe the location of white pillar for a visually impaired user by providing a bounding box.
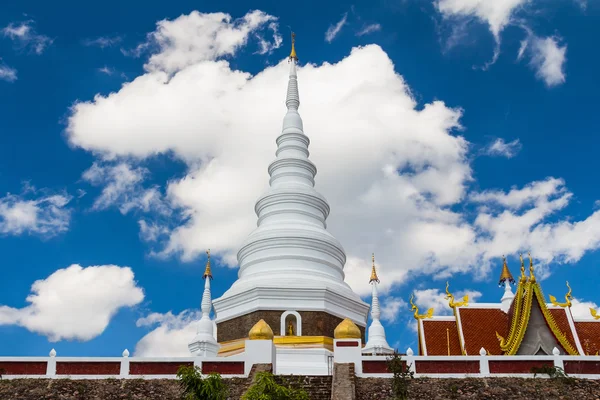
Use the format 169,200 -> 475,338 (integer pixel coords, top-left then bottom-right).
244,339 -> 276,376
46,349 -> 56,377
334,339 -> 363,374
120,349 -> 130,377
479,347 -> 490,377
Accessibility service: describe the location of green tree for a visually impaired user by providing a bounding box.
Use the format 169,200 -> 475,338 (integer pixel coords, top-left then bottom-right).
242,371 -> 309,400
176,365 -> 228,400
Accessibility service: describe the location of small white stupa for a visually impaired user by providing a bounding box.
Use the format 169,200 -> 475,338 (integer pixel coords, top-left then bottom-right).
362,254 -> 393,355
499,256 -> 515,313
188,250 -> 220,357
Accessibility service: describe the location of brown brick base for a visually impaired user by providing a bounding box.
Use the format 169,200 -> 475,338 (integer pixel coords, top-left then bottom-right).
217,310 -> 365,342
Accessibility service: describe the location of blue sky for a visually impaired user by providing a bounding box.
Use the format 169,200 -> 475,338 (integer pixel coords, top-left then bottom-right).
0,0 -> 599,357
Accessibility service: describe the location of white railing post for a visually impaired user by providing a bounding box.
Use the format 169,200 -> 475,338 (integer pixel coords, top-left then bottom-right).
46,348 -> 57,377
479,347 -> 490,377
120,349 -> 130,377
405,347 -> 416,374
552,347 -> 564,370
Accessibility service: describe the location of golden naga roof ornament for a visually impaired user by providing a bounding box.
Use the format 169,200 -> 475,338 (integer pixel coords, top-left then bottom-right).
334,318 -> 361,339
519,253 -> 526,281
369,253 -> 380,284
203,249 -> 212,279
549,281 -> 573,308
249,319 -> 274,340
445,282 -> 469,308
528,252 -> 536,282
289,32 -> 298,61
498,256 -> 515,286
409,293 -> 433,320
590,308 -> 600,320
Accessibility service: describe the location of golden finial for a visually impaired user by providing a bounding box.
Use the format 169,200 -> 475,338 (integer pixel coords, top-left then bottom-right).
410,293 -> 434,320
590,308 -> 600,320
203,249 -> 212,279
289,32 -> 298,61
528,252 -> 535,282
249,319 -> 274,340
499,256 -> 515,286
369,253 -> 380,284
334,318 -> 361,339
549,281 -> 573,308
445,282 -> 468,308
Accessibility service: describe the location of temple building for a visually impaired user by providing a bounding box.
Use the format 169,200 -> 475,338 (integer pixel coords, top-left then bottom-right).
414,254 -> 600,356
187,35 -> 600,375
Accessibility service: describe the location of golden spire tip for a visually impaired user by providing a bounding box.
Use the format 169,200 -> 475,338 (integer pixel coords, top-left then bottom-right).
369,253 -> 379,283
203,249 -> 212,279
289,32 -> 298,61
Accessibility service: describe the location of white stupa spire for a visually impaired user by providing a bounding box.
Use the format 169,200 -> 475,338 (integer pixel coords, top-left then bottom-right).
213,33 -> 368,326
499,256 -> 515,313
363,254 -> 393,355
189,250 -> 220,357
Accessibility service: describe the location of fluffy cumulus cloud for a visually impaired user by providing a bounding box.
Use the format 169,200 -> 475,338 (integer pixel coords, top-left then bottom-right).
520,35 -> 567,87
0,184 -> 72,237
0,264 -> 144,341
2,20 -> 52,54
380,297 -> 407,323
66,9 -> 600,297
135,310 -> 199,356
140,10 -> 279,74
483,138 -> 522,158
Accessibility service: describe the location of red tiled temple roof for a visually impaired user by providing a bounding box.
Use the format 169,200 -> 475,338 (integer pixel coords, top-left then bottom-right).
548,308 -> 579,353
574,321 -> 600,355
458,308 -> 509,355
422,320 -> 462,355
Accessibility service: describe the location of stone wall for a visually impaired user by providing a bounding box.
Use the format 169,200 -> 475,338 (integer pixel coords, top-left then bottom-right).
356,377 -> 600,400
217,310 -> 365,342
3,376 -> 600,399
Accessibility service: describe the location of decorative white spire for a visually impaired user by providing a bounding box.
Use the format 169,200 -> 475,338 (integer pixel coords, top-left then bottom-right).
213,33 -> 369,325
189,250 -> 220,357
363,254 -> 393,355
499,256 -> 515,313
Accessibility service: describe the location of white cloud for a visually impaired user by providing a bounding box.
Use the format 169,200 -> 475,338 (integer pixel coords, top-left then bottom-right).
255,22 -> 282,55
0,264 -> 144,341
143,10 -> 278,74
356,24 -> 381,37
0,185 -> 72,237
380,296 -> 407,323
434,0 -> 528,65
135,310 -> 198,356
0,63 -> 17,82
82,162 -> 170,216
98,66 -> 115,75
571,298 -> 599,320
66,9 -> 600,297
528,35 -> 567,87
471,177 -> 567,209
2,20 -> 52,54
483,138 -> 522,158
83,36 -> 122,48
435,0 -> 528,42
325,13 -> 348,43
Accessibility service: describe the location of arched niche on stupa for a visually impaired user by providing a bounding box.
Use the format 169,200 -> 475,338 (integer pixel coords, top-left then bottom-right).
280,310 -> 302,336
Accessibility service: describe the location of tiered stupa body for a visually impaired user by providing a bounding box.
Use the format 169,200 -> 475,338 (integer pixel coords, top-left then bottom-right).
212,36 -> 369,349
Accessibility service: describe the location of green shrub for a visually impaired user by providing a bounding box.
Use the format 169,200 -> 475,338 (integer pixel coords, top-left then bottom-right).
387,350 -> 414,400
176,365 -> 228,400
242,371 -> 309,400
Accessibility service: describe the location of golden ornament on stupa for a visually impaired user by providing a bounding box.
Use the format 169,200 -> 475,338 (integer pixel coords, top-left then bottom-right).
334,318 -> 361,339
248,319 -> 274,340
